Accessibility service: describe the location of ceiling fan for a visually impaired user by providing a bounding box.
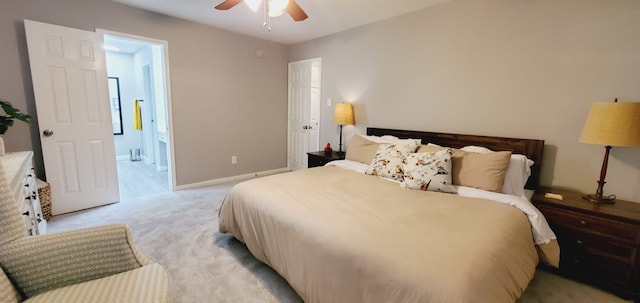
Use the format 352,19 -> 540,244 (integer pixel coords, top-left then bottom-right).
215,0 -> 309,22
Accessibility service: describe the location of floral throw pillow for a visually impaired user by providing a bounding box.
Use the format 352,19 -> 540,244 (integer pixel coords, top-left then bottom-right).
400,149 -> 457,194
365,142 -> 418,181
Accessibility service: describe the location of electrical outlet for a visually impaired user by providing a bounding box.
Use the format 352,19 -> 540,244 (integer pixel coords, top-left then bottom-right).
327,98 -> 332,107
231,156 -> 237,164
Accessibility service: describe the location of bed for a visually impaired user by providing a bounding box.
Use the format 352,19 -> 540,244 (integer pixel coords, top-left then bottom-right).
219,128 -> 559,303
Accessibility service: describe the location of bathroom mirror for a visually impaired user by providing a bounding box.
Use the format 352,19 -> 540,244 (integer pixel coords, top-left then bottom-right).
108,77 -> 124,135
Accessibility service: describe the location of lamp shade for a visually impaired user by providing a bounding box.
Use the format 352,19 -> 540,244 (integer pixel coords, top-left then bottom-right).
333,103 -> 355,125
579,102 -> 640,147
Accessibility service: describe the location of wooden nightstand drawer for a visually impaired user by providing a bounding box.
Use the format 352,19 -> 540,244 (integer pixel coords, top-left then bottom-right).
555,229 -> 637,265
307,151 -> 345,168
539,205 -> 640,243
532,188 -> 640,301
561,252 -> 633,288
308,155 -> 330,168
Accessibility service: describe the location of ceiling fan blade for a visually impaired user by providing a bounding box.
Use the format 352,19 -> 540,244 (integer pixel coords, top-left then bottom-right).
215,0 -> 243,10
286,0 -> 308,21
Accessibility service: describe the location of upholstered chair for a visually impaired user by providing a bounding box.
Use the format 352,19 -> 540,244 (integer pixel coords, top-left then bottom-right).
0,173 -> 172,302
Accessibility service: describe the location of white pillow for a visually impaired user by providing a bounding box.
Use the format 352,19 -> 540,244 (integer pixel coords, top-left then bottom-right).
460,145 -> 492,153
461,146 -> 534,197
364,134 -> 422,146
401,149 -> 456,194
503,155 -> 534,197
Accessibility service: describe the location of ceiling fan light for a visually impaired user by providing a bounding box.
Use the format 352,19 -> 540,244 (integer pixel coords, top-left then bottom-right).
269,0 -> 289,11
244,0 -> 261,12
268,8 -> 284,17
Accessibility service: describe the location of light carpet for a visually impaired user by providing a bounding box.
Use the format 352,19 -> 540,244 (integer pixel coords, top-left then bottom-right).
47,181 -> 631,303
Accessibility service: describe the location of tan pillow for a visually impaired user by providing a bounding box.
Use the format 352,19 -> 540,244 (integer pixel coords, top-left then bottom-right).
416,144 -> 447,154
345,134 -> 380,164
451,150 -> 512,192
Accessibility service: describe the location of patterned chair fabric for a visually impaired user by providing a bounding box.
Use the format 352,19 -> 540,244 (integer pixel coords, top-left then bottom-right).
1,224 -> 154,297
0,165 -> 24,303
0,161 -> 28,247
0,269 -> 20,303
0,165 -> 172,302
25,263 -> 171,303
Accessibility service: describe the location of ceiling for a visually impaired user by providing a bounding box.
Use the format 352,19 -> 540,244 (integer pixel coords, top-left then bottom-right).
111,0 -> 452,45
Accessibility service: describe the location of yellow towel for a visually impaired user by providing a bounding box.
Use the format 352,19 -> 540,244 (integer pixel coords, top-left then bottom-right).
133,99 -> 142,131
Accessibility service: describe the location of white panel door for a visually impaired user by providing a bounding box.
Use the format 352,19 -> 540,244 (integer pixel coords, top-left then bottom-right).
25,20 -> 119,215
288,60 -> 312,171
308,87 -> 320,152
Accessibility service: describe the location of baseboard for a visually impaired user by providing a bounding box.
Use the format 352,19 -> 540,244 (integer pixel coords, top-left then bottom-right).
175,167 -> 289,191
116,155 -> 130,161
116,155 -> 147,162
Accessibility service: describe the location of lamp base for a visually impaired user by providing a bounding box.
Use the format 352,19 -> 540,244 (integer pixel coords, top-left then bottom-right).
582,194 -> 616,204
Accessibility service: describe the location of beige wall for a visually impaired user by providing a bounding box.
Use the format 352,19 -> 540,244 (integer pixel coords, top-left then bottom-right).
0,0 -> 288,186
2,0 -> 639,201
289,0 -> 640,201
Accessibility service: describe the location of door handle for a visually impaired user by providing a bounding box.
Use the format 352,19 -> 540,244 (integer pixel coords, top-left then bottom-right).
42,129 -> 54,137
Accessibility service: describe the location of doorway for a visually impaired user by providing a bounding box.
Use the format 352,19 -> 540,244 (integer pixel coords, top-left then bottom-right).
100,30 -> 175,200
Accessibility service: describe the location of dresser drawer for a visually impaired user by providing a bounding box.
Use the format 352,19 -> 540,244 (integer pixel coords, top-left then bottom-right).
539,205 -> 640,243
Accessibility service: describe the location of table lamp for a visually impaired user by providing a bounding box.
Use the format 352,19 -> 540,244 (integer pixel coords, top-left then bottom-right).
333,103 -> 355,155
579,99 -> 640,204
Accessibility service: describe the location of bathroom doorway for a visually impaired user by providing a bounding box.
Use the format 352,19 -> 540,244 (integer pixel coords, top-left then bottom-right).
100,30 -> 175,200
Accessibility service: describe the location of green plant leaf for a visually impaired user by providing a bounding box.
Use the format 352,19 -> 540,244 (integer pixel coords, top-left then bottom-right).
0,100 -> 31,134
0,101 -> 31,123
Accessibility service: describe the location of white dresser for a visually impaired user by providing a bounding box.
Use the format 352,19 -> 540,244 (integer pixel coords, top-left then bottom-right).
1,151 -> 47,235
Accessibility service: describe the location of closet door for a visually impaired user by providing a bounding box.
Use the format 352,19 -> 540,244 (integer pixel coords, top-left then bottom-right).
288,58 -> 321,170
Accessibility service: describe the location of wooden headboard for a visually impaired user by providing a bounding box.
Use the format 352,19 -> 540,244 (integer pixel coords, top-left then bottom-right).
366,128 -> 545,190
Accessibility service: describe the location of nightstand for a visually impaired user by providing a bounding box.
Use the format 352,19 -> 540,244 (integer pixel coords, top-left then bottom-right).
306,151 -> 345,168
531,187 -> 640,302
